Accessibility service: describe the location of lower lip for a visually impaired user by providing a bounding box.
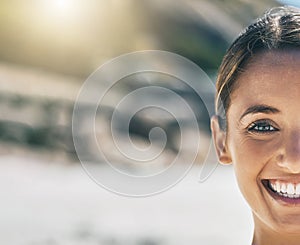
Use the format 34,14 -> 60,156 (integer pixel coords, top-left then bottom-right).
262,180 -> 300,206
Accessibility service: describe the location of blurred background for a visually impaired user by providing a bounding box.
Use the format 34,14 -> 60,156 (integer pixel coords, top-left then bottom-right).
0,0 -> 296,244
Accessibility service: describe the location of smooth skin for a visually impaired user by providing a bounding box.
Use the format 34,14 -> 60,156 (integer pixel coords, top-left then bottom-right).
211,49 -> 300,245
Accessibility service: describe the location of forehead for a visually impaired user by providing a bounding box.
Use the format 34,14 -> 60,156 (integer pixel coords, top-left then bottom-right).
230,49 -> 300,106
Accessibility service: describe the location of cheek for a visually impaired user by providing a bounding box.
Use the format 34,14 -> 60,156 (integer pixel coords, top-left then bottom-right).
229,135 -> 277,192
231,134 -> 280,165
228,138 -> 265,211
231,138 -> 261,179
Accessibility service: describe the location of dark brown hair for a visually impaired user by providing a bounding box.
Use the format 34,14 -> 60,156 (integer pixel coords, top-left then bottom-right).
216,6 -> 300,130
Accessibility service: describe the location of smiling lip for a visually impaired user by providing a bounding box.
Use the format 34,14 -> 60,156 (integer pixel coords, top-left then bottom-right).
262,179 -> 300,205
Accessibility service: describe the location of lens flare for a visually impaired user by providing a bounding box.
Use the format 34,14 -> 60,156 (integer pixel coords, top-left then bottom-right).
40,0 -> 79,19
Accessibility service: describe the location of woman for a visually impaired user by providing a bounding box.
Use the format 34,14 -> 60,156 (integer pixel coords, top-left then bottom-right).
211,6 -> 300,245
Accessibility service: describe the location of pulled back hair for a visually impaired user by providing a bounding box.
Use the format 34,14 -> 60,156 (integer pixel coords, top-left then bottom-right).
216,6 -> 300,130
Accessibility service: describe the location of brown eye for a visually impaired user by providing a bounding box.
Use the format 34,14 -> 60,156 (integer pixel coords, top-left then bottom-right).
248,120 -> 278,134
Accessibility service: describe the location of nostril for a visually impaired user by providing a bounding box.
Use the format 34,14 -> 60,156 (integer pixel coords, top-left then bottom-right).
277,160 -> 300,174
276,147 -> 300,173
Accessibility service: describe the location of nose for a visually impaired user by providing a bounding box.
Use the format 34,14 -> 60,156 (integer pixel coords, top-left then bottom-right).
278,131 -> 300,173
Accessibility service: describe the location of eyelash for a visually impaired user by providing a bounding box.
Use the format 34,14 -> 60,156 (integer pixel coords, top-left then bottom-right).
247,120 -> 279,134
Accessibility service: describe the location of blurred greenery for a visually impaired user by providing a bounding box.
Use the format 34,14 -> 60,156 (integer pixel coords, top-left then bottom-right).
0,0 -> 280,78
0,0 -> 281,156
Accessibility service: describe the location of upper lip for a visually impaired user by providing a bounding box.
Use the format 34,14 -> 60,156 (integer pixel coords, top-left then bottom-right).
262,177 -> 300,183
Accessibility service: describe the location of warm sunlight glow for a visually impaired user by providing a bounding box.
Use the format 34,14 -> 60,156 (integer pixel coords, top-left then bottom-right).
53,0 -> 73,12
40,0 -> 80,19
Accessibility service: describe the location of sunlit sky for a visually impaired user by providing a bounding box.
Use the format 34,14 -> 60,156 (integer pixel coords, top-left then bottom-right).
278,0 -> 300,7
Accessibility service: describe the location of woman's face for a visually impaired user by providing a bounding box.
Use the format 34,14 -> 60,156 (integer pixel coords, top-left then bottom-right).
212,49 -> 300,234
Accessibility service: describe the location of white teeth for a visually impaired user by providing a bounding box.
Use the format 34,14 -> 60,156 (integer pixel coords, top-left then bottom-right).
287,183 -> 295,195
271,182 -> 276,191
276,182 -> 281,192
297,184 -> 300,195
268,180 -> 300,198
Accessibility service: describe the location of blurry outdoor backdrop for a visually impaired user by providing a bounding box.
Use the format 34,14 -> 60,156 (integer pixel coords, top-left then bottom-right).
0,0 -> 296,244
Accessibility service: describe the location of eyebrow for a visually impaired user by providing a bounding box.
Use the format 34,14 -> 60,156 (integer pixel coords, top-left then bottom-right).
239,104 -> 280,121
